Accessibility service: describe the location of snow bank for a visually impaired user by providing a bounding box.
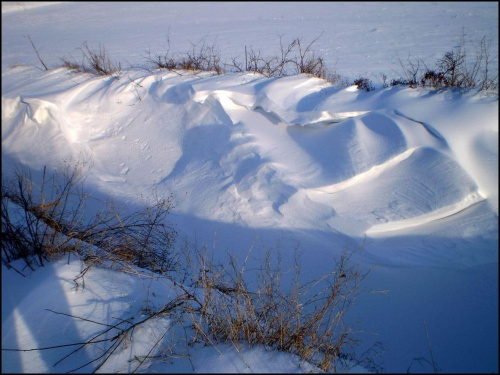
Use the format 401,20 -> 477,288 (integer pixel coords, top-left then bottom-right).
2,67 -> 497,251
2,2 -> 497,373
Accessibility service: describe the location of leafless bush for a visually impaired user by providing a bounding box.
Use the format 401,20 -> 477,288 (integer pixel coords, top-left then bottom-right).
390,77 -> 411,87
475,36 -> 498,91
380,73 -> 389,88
1,161 -> 177,274
396,53 -> 421,88
275,34 -> 299,76
354,77 -> 375,92
59,42 -> 121,76
146,30 -> 178,71
397,31 -> 498,91
56,32 -> 349,85
60,58 -> 83,72
245,45 -> 273,76
246,45 -> 280,77
228,44 -> 280,77
181,37 -> 224,74
419,70 -> 446,89
78,42 -> 121,76
179,240 -> 379,372
436,50 -> 467,88
2,161 -> 89,269
147,33 -> 224,74
147,44 -> 178,71
228,33 -> 328,79
1,235 -> 382,372
325,68 -> 350,87
293,32 -> 327,78
431,31 -> 494,89
45,28 -> 496,93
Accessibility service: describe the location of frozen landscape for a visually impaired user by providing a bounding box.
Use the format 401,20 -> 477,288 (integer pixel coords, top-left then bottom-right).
1,2 -> 498,373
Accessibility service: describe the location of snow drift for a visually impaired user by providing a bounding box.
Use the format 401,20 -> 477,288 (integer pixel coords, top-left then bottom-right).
2,2 -> 498,373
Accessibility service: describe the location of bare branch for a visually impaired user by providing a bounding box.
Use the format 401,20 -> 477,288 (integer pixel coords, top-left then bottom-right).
27,35 -> 49,71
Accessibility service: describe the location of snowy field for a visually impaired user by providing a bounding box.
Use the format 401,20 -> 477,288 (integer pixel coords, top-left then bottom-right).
1,2 -> 498,373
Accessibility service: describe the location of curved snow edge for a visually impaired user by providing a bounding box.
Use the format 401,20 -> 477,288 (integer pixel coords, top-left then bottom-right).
366,192 -> 485,236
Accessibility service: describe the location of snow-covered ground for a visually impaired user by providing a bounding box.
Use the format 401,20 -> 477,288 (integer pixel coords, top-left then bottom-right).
2,2 -> 498,373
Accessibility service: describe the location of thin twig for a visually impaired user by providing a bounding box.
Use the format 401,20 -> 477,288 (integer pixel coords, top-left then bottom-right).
424,320 -> 439,373
27,35 -> 49,71
46,308 -> 123,330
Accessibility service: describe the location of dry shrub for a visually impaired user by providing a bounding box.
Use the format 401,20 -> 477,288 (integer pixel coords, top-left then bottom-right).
397,31 -> 498,91
229,33 -> 329,79
293,32 -> 327,78
147,32 -> 223,74
1,160 -> 177,274
2,173 -> 383,372
58,42 -> 121,76
354,77 -> 375,92
178,240 -> 378,372
80,42 -> 121,76
60,59 -> 83,72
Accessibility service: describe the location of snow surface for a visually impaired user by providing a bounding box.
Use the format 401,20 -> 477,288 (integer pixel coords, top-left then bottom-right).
2,2 -> 498,373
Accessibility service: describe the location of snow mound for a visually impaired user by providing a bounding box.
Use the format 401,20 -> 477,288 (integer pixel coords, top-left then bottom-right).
2,67 -> 496,244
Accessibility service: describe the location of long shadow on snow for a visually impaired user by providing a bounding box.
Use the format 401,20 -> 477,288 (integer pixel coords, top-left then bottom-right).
2,155 -> 497,373
0,158 -> 170,373
295,85 -> 346,113
2,261 -> 95,373
167,210 -> 498,374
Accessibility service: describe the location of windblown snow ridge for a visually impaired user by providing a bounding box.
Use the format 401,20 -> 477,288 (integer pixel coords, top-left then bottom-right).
1,67 -> 492,238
